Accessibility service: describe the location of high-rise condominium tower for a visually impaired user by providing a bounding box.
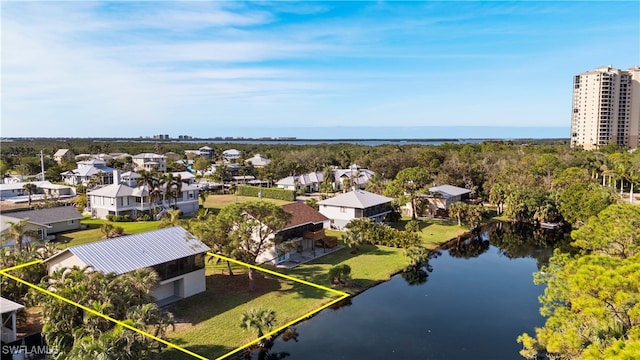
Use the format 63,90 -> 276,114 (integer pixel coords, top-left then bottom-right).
570,65 -> 640,150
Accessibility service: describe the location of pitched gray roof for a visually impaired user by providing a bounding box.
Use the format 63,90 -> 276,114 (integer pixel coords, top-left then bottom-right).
276,172 -> 323,186
4,207 -> 82,225
318,190 -> 392,209
429,185 -> 472,198
44,226 -> 210,275
88,183 -> 139,197
133,153 -> 166,159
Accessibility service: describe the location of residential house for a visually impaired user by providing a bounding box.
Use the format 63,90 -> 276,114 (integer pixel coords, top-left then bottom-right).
428,184 -> 472,210
0,181 -> 75,202
199,146 -> 214,159
1,215 -> 49,247
276,172 -> 324,193
254,202 -> 335,266
231,175 -> 256,184
401,185 -> 472,218
1,206 -> 83,241
53,149 -> 75,164
42,226 -> 211,306
118,171 -> 140,186
3,173 -> 45,183
61,159 -> 115,186
245,154 -> 271,168
332,165 -> 375,191
171,172 -> 196,185
222,149 -> 241,162
132,153 -> 167,173
1,297 -> 24,343
87,182 -> 199,220
318,190 -> 393,229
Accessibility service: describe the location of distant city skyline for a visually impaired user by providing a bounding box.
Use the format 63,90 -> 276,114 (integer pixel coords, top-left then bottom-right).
2,1 -> 639,138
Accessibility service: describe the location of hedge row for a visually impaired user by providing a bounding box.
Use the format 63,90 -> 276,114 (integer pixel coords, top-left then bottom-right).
237,185 -> 296,201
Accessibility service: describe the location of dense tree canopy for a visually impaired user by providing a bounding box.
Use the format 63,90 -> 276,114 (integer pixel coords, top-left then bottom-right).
519,204 -> 640,359
571,204 -> 640,259
33,267 -> 173,360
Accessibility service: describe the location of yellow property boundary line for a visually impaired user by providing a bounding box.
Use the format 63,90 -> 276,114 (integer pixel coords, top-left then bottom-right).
0,252 -> 349,360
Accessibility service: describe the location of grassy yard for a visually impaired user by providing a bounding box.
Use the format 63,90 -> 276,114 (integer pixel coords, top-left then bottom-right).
201,194 -> 293,213
161,264 -> 338,360
388,217 -> 468,249
284,243 -> 408,292
56,219 -> 161,248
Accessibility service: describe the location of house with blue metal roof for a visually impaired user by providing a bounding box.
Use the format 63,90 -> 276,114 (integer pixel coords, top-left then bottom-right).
43,226 -> 211,306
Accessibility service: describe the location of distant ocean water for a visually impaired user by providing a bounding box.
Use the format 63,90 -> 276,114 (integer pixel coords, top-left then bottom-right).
184,126 -> 569,141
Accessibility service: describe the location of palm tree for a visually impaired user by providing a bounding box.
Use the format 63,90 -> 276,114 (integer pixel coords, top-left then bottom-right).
22,183 -> 38,207
240,308 -> 277,338
169,174 -> 184,207
159,209 -> 182,228
365,175 -> 386,195
1,218 -> 38,251
448,202 -> 467,226
136,170 -> 157,214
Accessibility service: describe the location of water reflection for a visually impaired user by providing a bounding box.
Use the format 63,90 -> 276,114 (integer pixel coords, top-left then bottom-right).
245,328 -> 299,360
401,251 -> 437,286
265,221 -> 570,359
446,231 -> 491,259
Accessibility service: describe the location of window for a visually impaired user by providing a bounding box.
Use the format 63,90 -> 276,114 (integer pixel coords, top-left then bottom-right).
67,220 -> 75,225
340,207 -> 346,213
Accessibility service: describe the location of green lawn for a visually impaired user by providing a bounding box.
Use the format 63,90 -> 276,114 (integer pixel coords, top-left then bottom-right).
56,219 -> 161,248
161,264 -> 338,360
388,218 -> 468,249
202,194 -> 293,212
161,243 -> 410,359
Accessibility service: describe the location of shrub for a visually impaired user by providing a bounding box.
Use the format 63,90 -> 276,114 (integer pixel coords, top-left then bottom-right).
136,213 -> 152,222
105,214 -> 133,222
237,185 -> 296,201
328,264 -> 351,286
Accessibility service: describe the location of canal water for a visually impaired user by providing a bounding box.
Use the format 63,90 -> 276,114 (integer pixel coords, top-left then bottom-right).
260,223 -> 565,360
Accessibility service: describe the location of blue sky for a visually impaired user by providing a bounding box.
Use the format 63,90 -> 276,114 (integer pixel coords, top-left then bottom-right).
2,1 -> 639,138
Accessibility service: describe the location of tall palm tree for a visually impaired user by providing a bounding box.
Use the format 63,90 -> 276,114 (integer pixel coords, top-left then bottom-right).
240,308 -> 277,338
1,218 -> 38,251
136,170 -> 157,214
448,202 -> 467,227
169,174 -> 184,207
22,183 -> 38,207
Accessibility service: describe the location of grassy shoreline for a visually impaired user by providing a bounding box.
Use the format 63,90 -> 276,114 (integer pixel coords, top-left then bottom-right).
46,205 -> 495,359
160,217 -> 480,359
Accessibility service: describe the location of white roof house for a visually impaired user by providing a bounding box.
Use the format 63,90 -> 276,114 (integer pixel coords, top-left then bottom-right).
245,154 -> 271,167
171,171 -> 196,184
132,153 -> 167,173
429,185 -> 472,198
88,182 -> 199,220
222,149 -> 241,161
61,159 -> 115,186
43,226 -> 210,306
0,181 -> 75,202
333,166 -> 375,190
53,149 -> 74,164
409,184 -> 473,213
318,190 -> 393,229
276,172 -> 324,192
1,297 -> 24,342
